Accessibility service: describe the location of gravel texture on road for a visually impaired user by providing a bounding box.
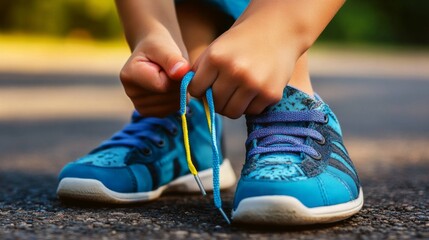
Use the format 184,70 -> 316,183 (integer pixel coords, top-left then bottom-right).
1,156 -> 428,239
1,73 -> 428,239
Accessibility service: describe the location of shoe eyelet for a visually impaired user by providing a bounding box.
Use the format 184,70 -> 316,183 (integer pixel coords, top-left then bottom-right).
156,140 -> 165,147
142,148 -> 152,156
312,152 -> 322,160
171,128 -> 178,136
323,115 -> 329,124
187,108 -> 193,116
316,136 -> 326,145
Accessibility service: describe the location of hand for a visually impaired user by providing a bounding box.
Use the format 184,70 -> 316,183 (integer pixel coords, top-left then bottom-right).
189,20 -> 298,119
188,0 -> 344,119
120,32 -> 191,117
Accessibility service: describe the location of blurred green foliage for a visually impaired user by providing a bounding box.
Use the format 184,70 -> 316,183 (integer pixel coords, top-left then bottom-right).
0,0 -> 121,39
321,0 -> 429,46
0,0 -> 427,46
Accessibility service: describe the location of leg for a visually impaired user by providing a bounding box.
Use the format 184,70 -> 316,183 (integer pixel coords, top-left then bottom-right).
56,4 -> 238,202
57,0 -> 237,205
176,1 -> 226,64
289,51 -> 314,97
175,1 -> 361,226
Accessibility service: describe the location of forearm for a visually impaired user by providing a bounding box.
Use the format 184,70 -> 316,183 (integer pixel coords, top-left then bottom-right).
115,0 -> 183,50
237,0 -> 345,59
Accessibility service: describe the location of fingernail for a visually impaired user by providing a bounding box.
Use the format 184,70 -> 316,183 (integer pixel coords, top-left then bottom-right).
170,61 -> 185,75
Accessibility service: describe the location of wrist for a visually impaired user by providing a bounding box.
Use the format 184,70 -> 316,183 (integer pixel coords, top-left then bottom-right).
239,0 -> 344,58
115,0 -> 183,50
234,8 -> 309,61
133,29 -> 189,59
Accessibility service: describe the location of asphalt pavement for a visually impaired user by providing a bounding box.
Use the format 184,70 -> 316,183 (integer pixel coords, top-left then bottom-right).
0,71 -> 428,239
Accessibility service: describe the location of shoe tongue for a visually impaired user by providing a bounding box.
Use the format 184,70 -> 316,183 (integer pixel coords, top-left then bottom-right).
265,86 -> 319,113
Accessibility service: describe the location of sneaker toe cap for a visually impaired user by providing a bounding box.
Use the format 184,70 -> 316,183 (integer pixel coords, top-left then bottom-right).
234,172 -> 359,210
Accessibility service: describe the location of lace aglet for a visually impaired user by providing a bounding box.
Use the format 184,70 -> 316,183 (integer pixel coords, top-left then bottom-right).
217,207 -> 231,225
193,174 -> 207,196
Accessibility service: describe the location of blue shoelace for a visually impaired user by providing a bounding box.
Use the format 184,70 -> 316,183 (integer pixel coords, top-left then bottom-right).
179,72 -> 327,224
98,111 -> 178,152
99,71 -> 230,224
180,71 -> 230,224
97,72 -> 326,224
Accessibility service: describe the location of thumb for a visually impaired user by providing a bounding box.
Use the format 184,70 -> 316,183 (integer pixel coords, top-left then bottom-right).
145,40 -> 191,81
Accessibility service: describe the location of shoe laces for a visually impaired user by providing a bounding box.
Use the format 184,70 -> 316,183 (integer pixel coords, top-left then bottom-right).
180,72 -> 230,224
246,109 -> 328,160
97,111 -> 179,154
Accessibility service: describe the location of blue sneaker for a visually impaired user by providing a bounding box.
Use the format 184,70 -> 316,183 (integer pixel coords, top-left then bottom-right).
232,86 -> 363,225
57,99 -> 236,204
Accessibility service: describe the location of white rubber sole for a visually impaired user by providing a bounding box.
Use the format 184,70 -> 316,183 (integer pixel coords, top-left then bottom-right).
232,187 -> 364,225
57,159 -> 236,204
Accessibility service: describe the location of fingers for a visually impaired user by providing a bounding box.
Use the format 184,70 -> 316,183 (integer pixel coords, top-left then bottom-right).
245,95 -> 273,115
220,87 -> 257,119
189,54 -> 274,118
144,38 -> 191,80
188,51 -> 219,98
120,57 -> 170,98
136,104 -> 180,118
120,35 -> 191,96
118,32 -> 193,118
134,89 -> 180,107
133,92 -> 181,118
216,88 -> 280,118
211,75 -> 237,113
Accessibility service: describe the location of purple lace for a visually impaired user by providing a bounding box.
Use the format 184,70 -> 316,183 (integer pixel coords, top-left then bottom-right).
246,110 -> 326,159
